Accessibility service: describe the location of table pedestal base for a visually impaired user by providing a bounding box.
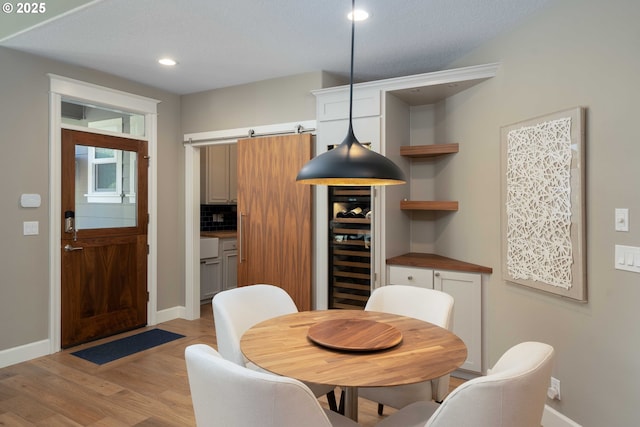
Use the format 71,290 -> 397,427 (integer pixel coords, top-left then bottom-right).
343,386 -> 358,422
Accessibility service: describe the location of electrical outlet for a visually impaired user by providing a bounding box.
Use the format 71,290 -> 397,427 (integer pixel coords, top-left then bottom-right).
547,377 -> 561,400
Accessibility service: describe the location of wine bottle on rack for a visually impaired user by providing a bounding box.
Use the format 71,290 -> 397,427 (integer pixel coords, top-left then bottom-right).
347,207 -> 364,218
336,209 -> 349,218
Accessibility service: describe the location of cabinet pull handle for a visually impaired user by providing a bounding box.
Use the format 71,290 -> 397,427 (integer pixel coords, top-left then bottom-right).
435,272 -> 441,277
239,212 -> 246,263
407,275 -> 413,280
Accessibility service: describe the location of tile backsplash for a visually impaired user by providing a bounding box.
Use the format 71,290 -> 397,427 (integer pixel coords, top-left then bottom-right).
201,204 -> 237,231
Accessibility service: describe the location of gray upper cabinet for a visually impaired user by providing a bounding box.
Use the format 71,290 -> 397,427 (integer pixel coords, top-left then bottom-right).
201,144 -> 237,204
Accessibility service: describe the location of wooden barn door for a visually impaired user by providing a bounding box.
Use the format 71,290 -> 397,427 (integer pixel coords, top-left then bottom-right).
236,134 -> 313,310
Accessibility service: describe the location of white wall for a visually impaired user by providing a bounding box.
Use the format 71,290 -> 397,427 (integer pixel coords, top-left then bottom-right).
0,47 -> 183,351
181,71 -> 337,133
434,1 -> 640,425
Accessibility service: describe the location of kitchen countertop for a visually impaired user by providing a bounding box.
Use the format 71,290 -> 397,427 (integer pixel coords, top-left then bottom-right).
201,231 -> 237,239
387,252 -> 492,274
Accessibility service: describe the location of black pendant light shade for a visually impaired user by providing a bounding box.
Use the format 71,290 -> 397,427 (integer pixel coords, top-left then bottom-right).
296,124 -> 406,186
296,0 -> 406,186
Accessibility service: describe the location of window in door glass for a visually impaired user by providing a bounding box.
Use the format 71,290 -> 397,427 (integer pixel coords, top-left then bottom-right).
95,163 -> 117,192
87,147 -> 123,201
75,145 -> 137,229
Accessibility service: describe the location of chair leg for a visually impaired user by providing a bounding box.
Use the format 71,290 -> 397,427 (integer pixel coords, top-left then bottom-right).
338,389 -> 345,415
377,403 -> 384,415
327,390 -> 338,412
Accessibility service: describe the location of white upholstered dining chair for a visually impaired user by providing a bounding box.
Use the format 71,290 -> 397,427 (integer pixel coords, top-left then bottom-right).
212,284 -> 339,411
185,344 -> 358,427
359,284 -> 455,414
375,341 -> 555,427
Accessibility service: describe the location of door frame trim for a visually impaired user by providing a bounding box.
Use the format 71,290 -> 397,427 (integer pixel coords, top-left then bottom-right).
48,74 -> 159,352
183,121 -> 316,320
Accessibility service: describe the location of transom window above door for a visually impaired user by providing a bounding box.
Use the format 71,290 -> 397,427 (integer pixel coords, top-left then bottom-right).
61,99 -> 145,137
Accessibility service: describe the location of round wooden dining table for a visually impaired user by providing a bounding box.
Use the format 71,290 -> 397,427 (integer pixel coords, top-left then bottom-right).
240,309 -> 467,421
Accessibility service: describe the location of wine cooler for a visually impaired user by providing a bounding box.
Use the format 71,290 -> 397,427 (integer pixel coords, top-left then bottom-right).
328,186 -> 372,309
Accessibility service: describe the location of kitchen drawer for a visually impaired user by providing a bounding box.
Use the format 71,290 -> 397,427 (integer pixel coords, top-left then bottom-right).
388,265 -> 434,288
222,239 -> 237,251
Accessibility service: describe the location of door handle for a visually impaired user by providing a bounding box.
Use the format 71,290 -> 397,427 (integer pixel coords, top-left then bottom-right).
238,212 -> 245,263
64,244 -> 83,252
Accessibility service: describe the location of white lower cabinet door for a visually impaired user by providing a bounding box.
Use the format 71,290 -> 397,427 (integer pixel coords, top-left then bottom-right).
223,251 -> 237,290
200,258 -> 222,300
434,270 -> 482,373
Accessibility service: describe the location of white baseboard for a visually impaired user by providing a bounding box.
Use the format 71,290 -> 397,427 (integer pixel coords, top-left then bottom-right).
155,305 -> 186,324
0,306 -> 187,369
0,339 -> 50,369
453,369 -> 481,380
543,405 -> 581,427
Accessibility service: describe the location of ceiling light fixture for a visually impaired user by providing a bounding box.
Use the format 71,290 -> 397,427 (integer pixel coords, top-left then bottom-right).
158,58 -> 177,66
296,0 -> 406,186
348,9 -> 369,21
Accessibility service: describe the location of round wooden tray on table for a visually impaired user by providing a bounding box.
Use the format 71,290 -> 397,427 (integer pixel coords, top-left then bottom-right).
307,318 -> 403,351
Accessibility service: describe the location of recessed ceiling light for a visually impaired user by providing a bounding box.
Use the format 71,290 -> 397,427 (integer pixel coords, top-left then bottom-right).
158,58 -> 177,66
348,9 -> 369,21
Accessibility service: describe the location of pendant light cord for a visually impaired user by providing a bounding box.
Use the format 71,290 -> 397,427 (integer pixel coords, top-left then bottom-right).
295,0 -> 406,185
348,0 -> 355,131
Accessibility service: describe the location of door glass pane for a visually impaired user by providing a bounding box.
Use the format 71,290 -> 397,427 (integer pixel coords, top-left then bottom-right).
95,147 -> 116,159
75,145 -> 137,229
95,163 -> 117,191
61,99 -> 145,137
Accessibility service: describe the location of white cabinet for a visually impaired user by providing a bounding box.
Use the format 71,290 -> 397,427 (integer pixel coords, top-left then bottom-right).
200,257 -> 222,301
313,84 -> 407,300
312,64 -> 499,308
434,270 -> 482,374
200,237 -> 221,301
388,264 -> 483,373
221,238 -> 237,290
201,144 -> 237,204
200,237 -> 236,300
388,265 -> 434,289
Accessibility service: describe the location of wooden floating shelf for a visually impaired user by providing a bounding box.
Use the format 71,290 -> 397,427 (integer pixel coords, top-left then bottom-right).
400,143 -> 459,158
400,200 -> 459,211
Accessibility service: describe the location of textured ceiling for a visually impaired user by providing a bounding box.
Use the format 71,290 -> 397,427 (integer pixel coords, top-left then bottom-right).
0,0 -> 551,95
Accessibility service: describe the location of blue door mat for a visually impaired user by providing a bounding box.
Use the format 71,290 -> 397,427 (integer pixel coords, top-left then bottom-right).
71,329 -> 185,365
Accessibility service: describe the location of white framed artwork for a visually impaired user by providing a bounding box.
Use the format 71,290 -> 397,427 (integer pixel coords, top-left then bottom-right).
501,107 -> 586,301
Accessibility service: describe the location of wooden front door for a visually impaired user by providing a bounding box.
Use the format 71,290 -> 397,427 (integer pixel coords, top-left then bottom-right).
61,129 -> 148,348
237,134 -> 313,311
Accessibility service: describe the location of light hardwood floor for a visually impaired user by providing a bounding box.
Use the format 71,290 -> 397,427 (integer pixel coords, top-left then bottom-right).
0,304 -> 464,426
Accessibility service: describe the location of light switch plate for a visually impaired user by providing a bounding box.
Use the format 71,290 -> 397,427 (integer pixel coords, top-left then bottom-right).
615,245 -> 640,273
615,208 -> 629,232
23,221 -> 39,235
